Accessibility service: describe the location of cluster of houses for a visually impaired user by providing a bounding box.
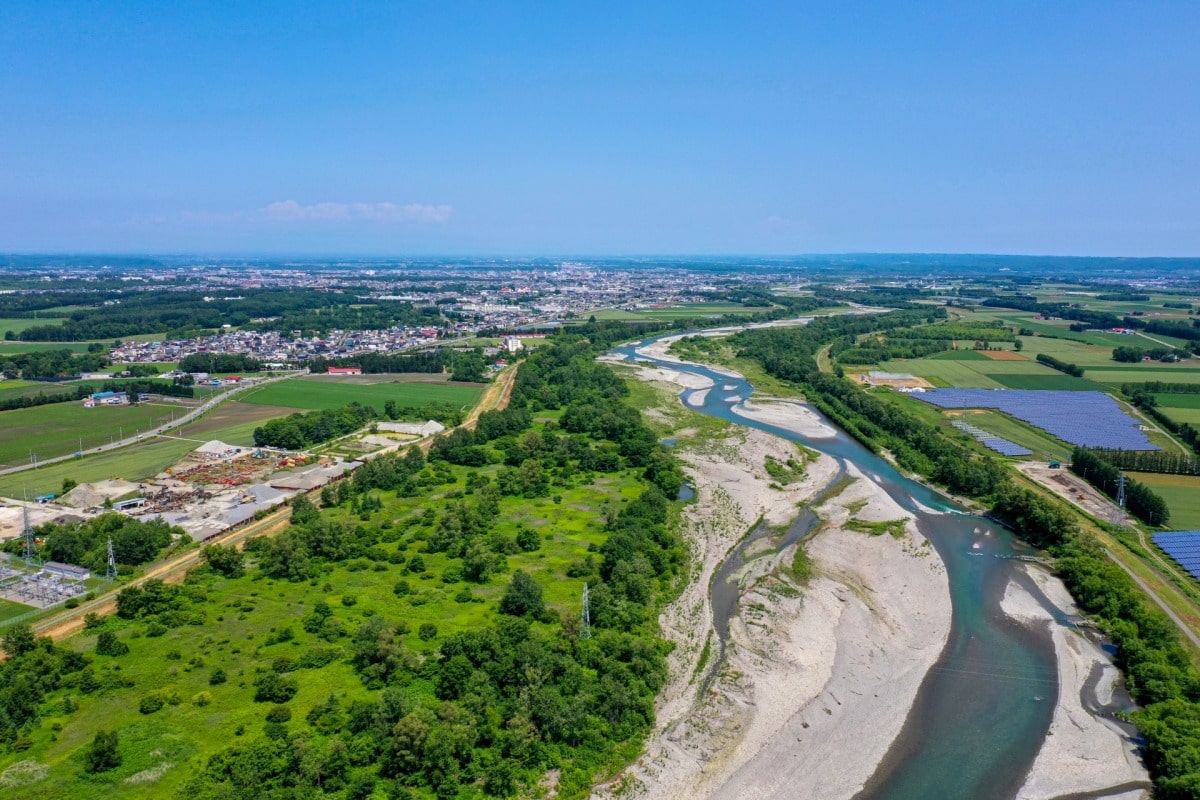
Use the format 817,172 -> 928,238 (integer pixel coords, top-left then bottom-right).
109,325 -> 442,366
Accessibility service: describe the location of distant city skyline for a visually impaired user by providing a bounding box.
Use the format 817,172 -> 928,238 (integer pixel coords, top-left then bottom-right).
2,2 -> 1199,257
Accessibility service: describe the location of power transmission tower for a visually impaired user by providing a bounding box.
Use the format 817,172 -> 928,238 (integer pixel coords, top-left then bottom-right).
1116,473 -> 1127,509
22,505 -> 36,565
581,582 -> 592,639
106,537 -> 118,580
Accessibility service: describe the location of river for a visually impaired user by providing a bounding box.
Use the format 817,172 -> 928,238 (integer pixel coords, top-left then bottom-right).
613,332 -> 1076,800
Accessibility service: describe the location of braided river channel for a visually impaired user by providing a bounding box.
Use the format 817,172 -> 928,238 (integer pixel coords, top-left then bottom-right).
612,331 -> 1133,800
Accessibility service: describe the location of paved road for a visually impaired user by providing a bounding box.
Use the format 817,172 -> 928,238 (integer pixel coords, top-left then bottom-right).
0,372 -> 299,477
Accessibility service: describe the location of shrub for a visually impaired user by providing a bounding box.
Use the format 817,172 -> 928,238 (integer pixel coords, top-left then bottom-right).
84,730 -> 121,773
139,694 -> 165,714
418,623 -> 438,641
265,705 -> 292,723
253,672 -> 298,703
95,631 -> 129,657
209,667 -> 227,685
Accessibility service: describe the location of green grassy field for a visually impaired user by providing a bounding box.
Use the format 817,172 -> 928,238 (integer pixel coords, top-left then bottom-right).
0,437 -> 199,499
1155,394 -> 1200,409
0,597 -> 33,624
1127,472 -> 1200,530
885,358 -> 1005,388
990,374 -> 1103,391
240,376 -> 484,412
1159,407 -> 1200,426
1084,368 -> 1200,385
924,349 -> 993,361
0,316 -> 66,335
0,341 -> 93,355
1016,335 -> 1121,367
0,402 -> 190,468
0,451 -> 649,799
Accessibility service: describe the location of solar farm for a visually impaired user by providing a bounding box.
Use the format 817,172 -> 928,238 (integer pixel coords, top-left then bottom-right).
915,389 -> 1159,451
950,419 -> 1033,456
1152,531 -> 1200,582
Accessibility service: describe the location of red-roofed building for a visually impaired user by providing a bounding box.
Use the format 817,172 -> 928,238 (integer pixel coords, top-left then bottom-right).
327,366 -> 363,375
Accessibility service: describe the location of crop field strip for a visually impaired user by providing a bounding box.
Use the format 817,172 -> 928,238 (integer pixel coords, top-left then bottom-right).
0,400 -> 201,468
239,375 -> 484,412
1128,472 -> 1200,531
915,389 -> 1159,450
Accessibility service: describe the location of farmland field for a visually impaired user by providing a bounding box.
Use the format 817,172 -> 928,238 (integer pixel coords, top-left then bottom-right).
0,316 -> 66,335
888,355 -> 1102,390
885,359 -> 1005,388
1127,472 -> 1200,530
1084,368 -> 1200,385
172,401 -> 298,446
0,437 -> 199,499
240,375 -> 484,412
1155,394 -> 1200,409
0,340 -> 93,355
990,374 -> 1103,391
0,401 -> 194,468
1158,407 -> 1200,427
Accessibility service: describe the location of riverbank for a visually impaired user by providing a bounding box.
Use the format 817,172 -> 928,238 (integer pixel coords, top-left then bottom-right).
595,375 -> 954,800
1002,568 -> 1151,800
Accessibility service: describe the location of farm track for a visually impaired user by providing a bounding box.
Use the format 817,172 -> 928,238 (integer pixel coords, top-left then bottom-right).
22,365 -> 519,645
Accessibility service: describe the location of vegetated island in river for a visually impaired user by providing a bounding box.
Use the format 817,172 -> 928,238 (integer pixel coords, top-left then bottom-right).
597,333 -> 1148,800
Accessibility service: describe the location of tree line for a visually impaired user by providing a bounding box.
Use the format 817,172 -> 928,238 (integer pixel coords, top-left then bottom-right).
1087,447 -> 1200,477
1068,447 -> 1170,525
253,402 -> 378,449
1035,353 -> 1085,377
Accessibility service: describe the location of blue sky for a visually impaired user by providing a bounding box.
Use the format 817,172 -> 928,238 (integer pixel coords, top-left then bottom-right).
1,2 -> 1197,256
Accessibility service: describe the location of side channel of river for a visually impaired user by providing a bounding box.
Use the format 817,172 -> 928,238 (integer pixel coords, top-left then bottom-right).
613,333 -> 1065,800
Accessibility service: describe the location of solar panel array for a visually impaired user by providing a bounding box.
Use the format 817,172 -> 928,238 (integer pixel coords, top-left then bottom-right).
916,390 -> 1159,451
950,420 -> 1033,457
1152,531 -> 1200,582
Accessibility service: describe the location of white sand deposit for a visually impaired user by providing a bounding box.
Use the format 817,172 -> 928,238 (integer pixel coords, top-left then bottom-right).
686,389 -> 710,407
1003,569 -> 1150,800
733,399 -> 838,439
600,460 -> 952,800
640,424 -> 840,753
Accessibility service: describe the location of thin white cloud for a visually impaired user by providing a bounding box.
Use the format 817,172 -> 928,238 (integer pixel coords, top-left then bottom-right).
260,200 -> 453,223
